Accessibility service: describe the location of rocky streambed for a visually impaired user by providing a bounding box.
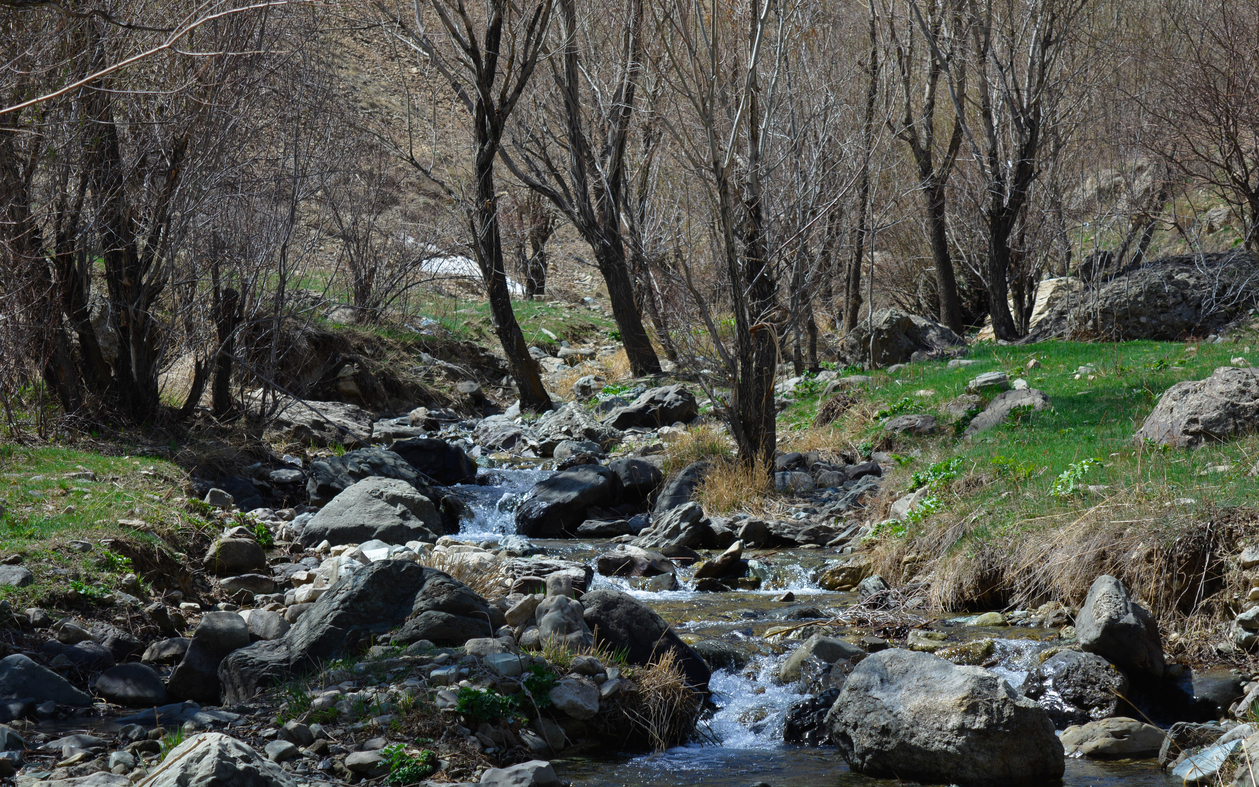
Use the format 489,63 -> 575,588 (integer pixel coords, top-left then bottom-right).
2,388 -> 1254,787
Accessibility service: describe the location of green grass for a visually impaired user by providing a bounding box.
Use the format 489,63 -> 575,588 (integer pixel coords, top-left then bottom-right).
782,337 -> 1259,544
0,445 -> 200,608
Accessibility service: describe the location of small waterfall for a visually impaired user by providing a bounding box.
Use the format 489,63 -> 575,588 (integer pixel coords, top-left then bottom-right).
453,468 -> 547,539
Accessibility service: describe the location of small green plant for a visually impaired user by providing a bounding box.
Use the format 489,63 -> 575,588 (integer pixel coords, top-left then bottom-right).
454,686 -> 518,725
903,495 -> 941,524
69,579 -> 109,599
875,396 -> 915,420
869,519 -> 908,539
160,726 -> 187,756
990,456 -> 1039,483
99,550 -> 132,572
519,664 -> 558,710
1005,403 -> 1036,425
608,329 -> 622,342
382,745 -> 438,785
792,372 -> 822,398
601,383 -> 631,397
248,521 -> 275,549
951,405 -> 983,437
1051,458 -> 1102,497
909,457 -> 965,493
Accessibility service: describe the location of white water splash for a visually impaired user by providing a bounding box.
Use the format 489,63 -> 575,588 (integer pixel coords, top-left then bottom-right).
454,468 -> 546,540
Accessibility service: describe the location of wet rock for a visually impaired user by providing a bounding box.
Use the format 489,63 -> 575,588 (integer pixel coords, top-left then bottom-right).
964,388 -> 1050,438
692,640 -> 749,672
595,545 -> 676,578
784,688 -> 841,746
502,559 -> 593,594
1076,574 -> 1165,679
825,649 -> 1064,787
604,385 -> 699,430
305,446 -> 453,510
146,732 -> 295,787
780,635 -> 866,683
1060,717 -> 1165,758
264,398 -> 372,450
1136,367 -> 1259,448
816,554 -> 872,591
476,415 -> 533,451
693,541 -> 743,580
515,465 -> 622,538
167,612 -> 252,703
935,639 -> 995,666
652,461 -> 711,515
479,759 -> 561,786
300,477 -> 445,548
582,589 -> 711,692
1019,650 -> 1130,728
0,654 -> 92,706
203,538 -> 266,576
220,561 -> 499,703
575,518 -> 642,538
1190,669 -> 1244,718
386,436 -> 478,485
94,663 -> 169,707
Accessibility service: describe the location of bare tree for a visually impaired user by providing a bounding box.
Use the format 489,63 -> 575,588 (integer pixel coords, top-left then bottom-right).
376,0 -> 555,413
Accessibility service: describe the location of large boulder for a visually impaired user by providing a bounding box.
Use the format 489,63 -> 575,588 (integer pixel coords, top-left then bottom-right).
835,308 -> 964,369
145,733 -> 295,787
534,403 -> 623,455
95,663 -> 170,707
203,538 -> 267,576
1135,367 -> 1259,448
1076,575 -> 1165,679
387,437 -> 477,485
825,648 -> 1064,787
0,654 -> 92,706
1060,717 -> 1165,758
219,560 -> 498,703
514,465 -> 622,538
964,388 -> 1050,438
608,458 -> 664,503
633,502 -> 710,553
604,385 -> 699,430
305,447 -> 451,508
167,612 -> 252,704
580,589 -> 711,693
652,461 -> 710,514
1062,251 -> 1259,341
1019,650 -> 1130,728
300,477 -> 445,548
264,398 -> 372,449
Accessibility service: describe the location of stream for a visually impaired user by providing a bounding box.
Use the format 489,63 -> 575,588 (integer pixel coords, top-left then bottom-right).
454,467 -> 1181,787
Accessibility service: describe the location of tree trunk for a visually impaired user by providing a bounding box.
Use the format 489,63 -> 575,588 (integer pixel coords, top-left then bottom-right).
924,179 -> 964,332
213,286 -> 240,417
591,235 -> 660,375
986,212 -> 1019,340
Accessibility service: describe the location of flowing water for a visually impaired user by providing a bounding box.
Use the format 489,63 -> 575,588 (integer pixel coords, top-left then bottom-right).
459,468 -> 1181,787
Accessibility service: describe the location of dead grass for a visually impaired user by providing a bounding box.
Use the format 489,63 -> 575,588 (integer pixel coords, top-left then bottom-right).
551,349 -> 634,400
695,459 -> 775,515
419,551 -> 508,599
662,422 -> 733,476
596,650 -> 704,752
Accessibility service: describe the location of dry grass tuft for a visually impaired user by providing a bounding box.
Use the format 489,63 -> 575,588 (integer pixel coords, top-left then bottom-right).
695,459 -> 774,515
419,551 -> 508,599
813,391 -> 858,427
552,349 -> 635,399
601,650 -> 704,752
662,422 -> 733,475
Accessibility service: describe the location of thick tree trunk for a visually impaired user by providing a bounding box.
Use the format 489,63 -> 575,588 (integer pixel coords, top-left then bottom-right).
591,236 -> 660,375
213,287 -> 240,417
986,213 -> 1019,340
924,180 -> 964,332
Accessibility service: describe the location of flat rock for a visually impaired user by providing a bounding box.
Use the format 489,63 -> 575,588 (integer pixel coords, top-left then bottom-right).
1060,717 -> 1165,758
0,654 -> 91,706
144,732 -> 296,787
964,388 -> 1050,437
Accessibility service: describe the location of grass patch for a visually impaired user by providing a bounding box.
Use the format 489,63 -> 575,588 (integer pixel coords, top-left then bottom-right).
776,337 -> 1259,638
695,460 -> 775,515
407,292 -> 615,349
661,423 -> 734,476
0,444 -> 202,608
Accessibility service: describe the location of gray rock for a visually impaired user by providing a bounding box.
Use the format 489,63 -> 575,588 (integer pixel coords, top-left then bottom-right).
964,388 -> 1050,438
220,574 -> 275,596
1159,721 -> 1224,769
264,398 -> 372,450
633,501 -> 710,553
966,371 -> 1011,394
825,648 -> 1063,786
0,654 -> 92,706
145,733 -> 295,787
609,458 -> 664,503
1076,574 -> 1165,678
652,461 -> 711,515
514,465 -> 621,538
553,440 -> 602,463
345,750 -> 389,778
475,415 -> 534,451
501,559 -> 593,594
479,759 -> 561,786
534,403 -> 623,455
779,634 -> 866,683
595,545 -> 675,578
305,446 -> 450,509
883,414 -> 938,435
142,638 -> 190,665
0,566 -> 34,588
1019,650 -> 1130,728
574,519 -> 640,538
204,488 -> 234,509
535,596 -> 592,650
219,561 -> 499,703
242,610 -> 290,642
691,640 -> 749,672
1135,367 -> 1259,448
0,724 -> 24,752
604,385 -> 699,430
572,375 -> 606,400
1060,717 -> 1165,758
548,676 -> 599,720
94,663 -> 169,707
300,477 -> 444,548
581,588 -> 711,692
167,612 -> 252,703
264,739 -> 298,762
203,538 -> 266,576
775,471 -> 815,493
835,308 -> 965,368
387,437 -> 478,485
